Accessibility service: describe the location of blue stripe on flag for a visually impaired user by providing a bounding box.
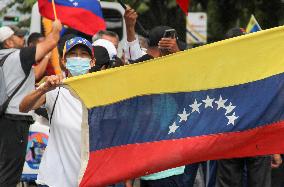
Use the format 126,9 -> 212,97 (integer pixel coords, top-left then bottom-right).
88,73 -> 284,152
50,0 -> 103,18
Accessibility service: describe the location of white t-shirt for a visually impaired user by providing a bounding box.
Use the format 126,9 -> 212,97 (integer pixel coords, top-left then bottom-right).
36,87 -> 82,187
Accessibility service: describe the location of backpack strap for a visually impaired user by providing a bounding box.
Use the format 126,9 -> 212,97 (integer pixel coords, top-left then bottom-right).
49,87 -> 61,124
0,52 -> 13,66
0,74 -> 29,116
0,52 -> 29,116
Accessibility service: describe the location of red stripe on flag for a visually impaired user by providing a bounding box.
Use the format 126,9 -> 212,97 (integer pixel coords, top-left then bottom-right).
80,121 -> 284,187
176,0 -> 190,15
38,0 -> 106,35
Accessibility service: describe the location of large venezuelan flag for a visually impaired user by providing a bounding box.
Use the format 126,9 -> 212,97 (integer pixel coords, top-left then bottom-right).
38,0 -> 106,35
64,26 -> 284,187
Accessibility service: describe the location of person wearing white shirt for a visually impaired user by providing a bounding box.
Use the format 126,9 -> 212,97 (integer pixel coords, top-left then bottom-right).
19,37 -> 95,187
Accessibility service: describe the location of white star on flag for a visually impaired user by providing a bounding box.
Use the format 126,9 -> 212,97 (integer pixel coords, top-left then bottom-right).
215,95 -> 228,110
226,112 -> 239,126
168,122 -> 179,134
178,108 -> 190,122
225,102 -> 236,115
202,95 -> 215,108
73,2 -> 78,6
189,99 -> 202,113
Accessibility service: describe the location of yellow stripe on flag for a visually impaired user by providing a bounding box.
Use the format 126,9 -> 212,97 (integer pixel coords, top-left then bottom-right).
65,26 -> 284,108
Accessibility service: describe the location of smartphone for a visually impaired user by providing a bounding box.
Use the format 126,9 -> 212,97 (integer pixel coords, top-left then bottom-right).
163,29 -> 176,38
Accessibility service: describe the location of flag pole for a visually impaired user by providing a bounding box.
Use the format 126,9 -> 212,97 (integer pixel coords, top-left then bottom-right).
117,0 -> 149,37
51,0 -> 58,20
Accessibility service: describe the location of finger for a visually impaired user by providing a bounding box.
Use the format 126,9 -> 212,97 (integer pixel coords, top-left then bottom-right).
128,11 -> 137,18
159,40 -> 175,45
158,44 -> 174,49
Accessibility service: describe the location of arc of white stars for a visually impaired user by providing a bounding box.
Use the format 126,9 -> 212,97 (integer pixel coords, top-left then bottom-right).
189,99 -> 202,113
168,122 -> 179,134
215,95 -> 228,110
225,102 -> 236,115
202,95 -> 215,108
178,108 -> 190,122
226,112 -> 239,126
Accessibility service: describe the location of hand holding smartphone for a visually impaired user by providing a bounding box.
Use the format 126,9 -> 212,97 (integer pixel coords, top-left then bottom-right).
163,29 -> 176,39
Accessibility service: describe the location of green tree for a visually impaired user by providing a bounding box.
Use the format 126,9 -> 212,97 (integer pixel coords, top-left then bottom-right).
110,0 -> 186,41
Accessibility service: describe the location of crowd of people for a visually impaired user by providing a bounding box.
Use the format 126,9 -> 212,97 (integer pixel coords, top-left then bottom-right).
0,6 -> 283,187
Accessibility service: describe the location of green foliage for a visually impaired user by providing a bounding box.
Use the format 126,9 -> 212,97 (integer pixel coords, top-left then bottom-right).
16,0 -> 37,13
109,0 -> 186,40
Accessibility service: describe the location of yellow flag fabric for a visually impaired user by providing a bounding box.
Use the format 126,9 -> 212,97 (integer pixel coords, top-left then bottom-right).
64,25 -> 284,108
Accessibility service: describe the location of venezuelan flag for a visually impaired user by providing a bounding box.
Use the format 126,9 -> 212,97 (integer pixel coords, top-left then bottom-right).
246,14 -> 262,33
38,0 -> 106,35
65,26 -> 284,187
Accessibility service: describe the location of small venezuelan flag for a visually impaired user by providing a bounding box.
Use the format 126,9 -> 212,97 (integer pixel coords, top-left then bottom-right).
246,14 -> 262,33
38,0 -> 106,35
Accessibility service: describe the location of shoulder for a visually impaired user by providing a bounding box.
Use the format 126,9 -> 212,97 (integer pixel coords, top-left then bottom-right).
1,49 -> 22,71
19,47 -> 36,63
131,54 -> 154,64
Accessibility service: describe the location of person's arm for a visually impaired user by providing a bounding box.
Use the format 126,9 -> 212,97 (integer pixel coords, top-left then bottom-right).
19,20 -> 62,76
19,75 -> 62,113
34,53 -> 51,82
35,20 -> 62,62
124,8 -> 145,61
124,8 -> 137,43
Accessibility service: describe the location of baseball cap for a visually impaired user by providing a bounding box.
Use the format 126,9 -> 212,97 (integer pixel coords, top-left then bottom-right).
63,37 -> 94,58
58,34 -> 76,57
92,39 -> 117,60
9,25 -> 27,37
0,26 -> 14,43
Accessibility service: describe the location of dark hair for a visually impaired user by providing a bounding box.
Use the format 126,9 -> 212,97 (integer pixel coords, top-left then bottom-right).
225,28 -> 246,39
27,32 -> 44,47
90,46 -> 110,72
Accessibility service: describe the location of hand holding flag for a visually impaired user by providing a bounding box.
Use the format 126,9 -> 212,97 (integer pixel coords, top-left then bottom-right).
52,19 -> 63,33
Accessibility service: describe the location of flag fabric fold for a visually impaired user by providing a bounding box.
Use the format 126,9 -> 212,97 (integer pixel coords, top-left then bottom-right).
38,0 -> 106,35
176,0 -> 190,15
64,26 -> 284,187
246,14 -> 262,33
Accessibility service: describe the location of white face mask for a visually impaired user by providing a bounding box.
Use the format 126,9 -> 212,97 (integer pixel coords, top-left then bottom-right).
66,57 -> 91,76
